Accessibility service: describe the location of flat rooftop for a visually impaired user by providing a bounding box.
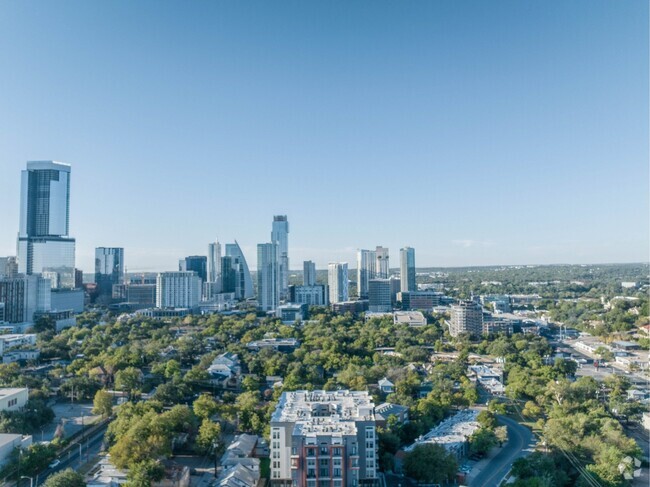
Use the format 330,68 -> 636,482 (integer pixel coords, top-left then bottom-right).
272,390 -> 375,433
405,409 -> 480,451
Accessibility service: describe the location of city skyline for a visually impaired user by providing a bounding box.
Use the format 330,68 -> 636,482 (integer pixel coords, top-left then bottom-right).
1,1 -> 648,271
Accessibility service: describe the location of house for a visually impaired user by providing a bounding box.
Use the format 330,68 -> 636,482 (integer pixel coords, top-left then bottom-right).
217,434 -> 262,487
418,381 -> 434,398
627,389 -> 647,401
216,463 -> 260,487
208,352 -> 242,387
375,403 -> 409,427
378,378 -> 394,394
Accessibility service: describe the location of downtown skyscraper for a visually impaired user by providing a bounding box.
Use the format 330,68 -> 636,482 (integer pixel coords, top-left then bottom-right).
271,215 -> 289,300
17,161 -> 76,289
328,262 -> 349,303
356,249 -> 376,298
95,247 -> 125,299
400,247 -> 416,292
257,242 -> 279,311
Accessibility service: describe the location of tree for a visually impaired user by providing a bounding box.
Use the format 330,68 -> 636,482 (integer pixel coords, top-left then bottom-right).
495,425 -> 508,445
196,418 -> 222,455
469,428 -> 498,457
193,394 -> 219,420
402,444 -> 458,483
477,410 -> 496,429
115,367 -> 143,400
93,389 -> 114,417
42,469 -> 85,487
126,460 -> 165,487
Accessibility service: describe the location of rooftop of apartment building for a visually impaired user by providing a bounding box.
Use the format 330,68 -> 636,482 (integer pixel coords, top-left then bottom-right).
272,390 -> 375,430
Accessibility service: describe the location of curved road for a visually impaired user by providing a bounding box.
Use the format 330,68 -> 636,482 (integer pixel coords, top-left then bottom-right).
470,415 -> 535,487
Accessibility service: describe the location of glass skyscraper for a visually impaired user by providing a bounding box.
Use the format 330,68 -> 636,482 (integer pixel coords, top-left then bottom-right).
224,241 -> 254,300
271,215 -> 289,301
257,242 -> 279,311
17,161 -> 76,289
95,247 -> 125,298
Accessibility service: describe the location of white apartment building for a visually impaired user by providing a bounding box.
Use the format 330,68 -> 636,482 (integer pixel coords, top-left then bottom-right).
155,272 -> 201,309
328,263 -> 349,304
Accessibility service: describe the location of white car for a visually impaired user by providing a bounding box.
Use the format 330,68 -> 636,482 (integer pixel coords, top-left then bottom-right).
48,459 -> 61,469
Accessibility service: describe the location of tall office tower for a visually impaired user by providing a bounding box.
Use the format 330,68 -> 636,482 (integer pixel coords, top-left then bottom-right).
368,279 -> 392,312
225,241 -> 254,300
207,240 -> 222,290
0,274 -> 51,323
155,271 -> 201,309
181,256 -> 207,282
356,249 -> 377,298
328,262 -> 349,304
17,161 -> 76,288
303,260 -> 316,286
400,247 -> 416,292
220,256 -> 236,294
271,215 -> 289,300
375,246 -> 389,279
95,247 -> 124,299
449,300 -> 484,337
270,390 -> 377,486
257,243 -> 279,311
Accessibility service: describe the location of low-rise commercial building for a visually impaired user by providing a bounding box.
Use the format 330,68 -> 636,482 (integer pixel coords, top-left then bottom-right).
403,409 -> 480,460
0,388 -> 28,411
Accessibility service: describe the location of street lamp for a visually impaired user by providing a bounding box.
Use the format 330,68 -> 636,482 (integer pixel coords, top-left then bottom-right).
20,476 -> 34,487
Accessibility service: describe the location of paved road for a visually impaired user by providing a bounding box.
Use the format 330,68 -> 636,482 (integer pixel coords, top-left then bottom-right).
36,423 -> 108,485
469,416 -> 535,487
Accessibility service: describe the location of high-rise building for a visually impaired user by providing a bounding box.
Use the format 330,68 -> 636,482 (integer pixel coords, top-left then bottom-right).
95,247 -> 124,299
375,246 -> 389,279
368,279 -> 392,312
225,242 -> 254,300
399,247 -> 416,292
356,249 -> 376,299
328,262 -> 349,304
271,216 -> 289,301
180,256 -> 207,282
17,161 -> 76,289
207,240 -> 222,292
0,257 -> 18,279
155,271 -> 201,309
220,256 -> 236,294
270,390 -> 377,486
303,260 -> 316,286
257,243 -> 279,311
449,301 -> 484,337
0,274 -> 51,323
289,284 -> 328,306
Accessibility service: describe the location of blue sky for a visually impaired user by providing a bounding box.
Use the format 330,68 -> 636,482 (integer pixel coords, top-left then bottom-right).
0,1 -> 648,272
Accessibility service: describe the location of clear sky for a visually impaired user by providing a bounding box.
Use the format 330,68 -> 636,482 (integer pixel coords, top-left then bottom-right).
0,0 -> 648,272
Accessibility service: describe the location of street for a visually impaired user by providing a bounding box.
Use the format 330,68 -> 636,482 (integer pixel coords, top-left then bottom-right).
468,415 -> 535,487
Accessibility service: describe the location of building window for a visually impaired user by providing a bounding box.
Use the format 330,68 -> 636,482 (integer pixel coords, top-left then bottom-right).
307,448 -> 315,457
272,429 -> 280,439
